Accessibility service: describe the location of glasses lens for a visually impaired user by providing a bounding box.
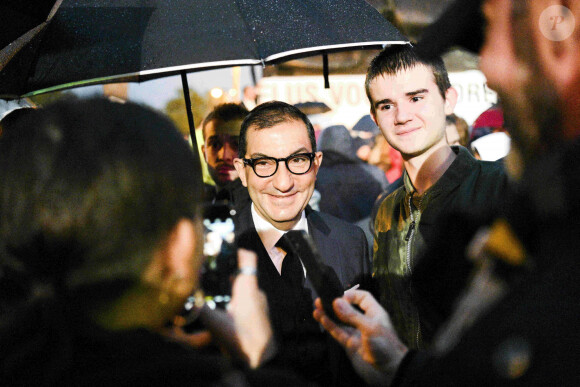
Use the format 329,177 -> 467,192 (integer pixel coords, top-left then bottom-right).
253,158 -> 277,177
287,154 -> 312,174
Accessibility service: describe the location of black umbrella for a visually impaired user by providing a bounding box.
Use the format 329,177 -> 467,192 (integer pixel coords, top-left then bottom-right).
0,0 -> 63,96
0,0 -> 405,96
1,0 -> 406,183
0,1 -> 61,49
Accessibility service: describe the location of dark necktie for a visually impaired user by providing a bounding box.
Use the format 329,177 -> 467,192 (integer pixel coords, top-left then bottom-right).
276,233 -> 304,288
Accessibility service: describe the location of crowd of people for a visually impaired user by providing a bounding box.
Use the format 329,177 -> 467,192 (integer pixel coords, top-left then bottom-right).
0,0 -> 578,385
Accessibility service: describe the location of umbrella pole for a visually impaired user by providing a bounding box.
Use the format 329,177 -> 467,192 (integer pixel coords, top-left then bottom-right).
323,54 -> 330,89
250,66 -> 257,86
180,71 -> 204,189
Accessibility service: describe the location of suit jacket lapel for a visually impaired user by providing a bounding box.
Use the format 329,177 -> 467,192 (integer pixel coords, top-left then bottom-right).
305,207 -> 347,296
234,205 -> 279,292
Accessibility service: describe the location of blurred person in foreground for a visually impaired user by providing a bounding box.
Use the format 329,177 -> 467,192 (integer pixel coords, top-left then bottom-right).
233,101 -> 371,386
314,0 -> 580,385
201,103 -> 251,210
368,44 -> 508,349
0,98 -> 304,386
444,113 -> 469,147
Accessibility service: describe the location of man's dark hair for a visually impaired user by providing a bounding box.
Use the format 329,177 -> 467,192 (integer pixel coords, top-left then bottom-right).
202,103 -> 249,139
238,101 -> 316,158
0,98 -> 200,302
365,44 -> 451,114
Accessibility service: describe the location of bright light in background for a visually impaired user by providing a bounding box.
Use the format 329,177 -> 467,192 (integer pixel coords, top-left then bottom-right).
210,87 -> 224,99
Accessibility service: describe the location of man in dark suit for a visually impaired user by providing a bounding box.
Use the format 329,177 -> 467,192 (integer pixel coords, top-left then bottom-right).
201,103 -> 251,211
233,101 -> 371,386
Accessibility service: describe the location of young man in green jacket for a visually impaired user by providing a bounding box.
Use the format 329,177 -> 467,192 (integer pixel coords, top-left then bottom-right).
369,44 -> 508,349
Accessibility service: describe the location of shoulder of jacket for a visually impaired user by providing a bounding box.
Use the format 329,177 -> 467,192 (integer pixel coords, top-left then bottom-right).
312,210 -> 366,237
374,187 -> 405,232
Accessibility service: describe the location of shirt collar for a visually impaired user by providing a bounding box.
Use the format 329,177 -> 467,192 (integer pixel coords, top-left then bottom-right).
251,203 -> 309,251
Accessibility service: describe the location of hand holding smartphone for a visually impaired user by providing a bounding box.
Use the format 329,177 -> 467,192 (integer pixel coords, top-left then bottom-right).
283,230 -> 344,323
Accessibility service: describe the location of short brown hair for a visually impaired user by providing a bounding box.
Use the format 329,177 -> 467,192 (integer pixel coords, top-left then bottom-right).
202,103 -> 249,139
238,101 -> 316,158
365,44 -> 451,114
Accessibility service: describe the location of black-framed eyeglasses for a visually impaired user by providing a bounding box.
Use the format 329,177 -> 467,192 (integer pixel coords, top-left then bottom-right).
243,152 -> 315,178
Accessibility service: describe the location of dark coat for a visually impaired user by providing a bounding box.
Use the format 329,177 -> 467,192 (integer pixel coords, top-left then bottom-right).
316,125 -> 388,224
374,146 -> 509,348
316,150 -> 388,223
393,140 -> 580,386
203,178 -> 251,212
235,205 -> 371,386
0,310 -> 309,387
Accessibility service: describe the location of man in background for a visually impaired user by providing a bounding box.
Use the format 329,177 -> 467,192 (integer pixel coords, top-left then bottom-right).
445,113 -> 469,147
314,0 -> 580,385
201,103 -> 251,210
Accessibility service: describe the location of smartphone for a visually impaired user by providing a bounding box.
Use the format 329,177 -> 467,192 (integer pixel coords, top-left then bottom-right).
181,202 -> 237,327
284,230 -> 344,323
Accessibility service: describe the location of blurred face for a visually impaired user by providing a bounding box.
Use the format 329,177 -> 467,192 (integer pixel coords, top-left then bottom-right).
369,65 -> 456,160
202,119 -> 242,187
479,0 -> 559,171
234,120 -> 322,231
180,217 -> 204,298
445,123 -> 461,146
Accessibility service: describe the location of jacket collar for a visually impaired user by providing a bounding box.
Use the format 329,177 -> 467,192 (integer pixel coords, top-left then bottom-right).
403,145 -> 478,198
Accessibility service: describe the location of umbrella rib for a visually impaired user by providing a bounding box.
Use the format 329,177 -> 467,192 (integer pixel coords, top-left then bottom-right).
264,41 -> 407,62
232,0 -> 264,62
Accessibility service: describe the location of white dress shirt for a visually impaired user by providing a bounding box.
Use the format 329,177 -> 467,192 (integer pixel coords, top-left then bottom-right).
251,203 -> 308,275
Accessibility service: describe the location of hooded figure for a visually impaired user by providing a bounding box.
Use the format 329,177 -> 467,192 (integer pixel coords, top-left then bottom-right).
315,125 -> 388,227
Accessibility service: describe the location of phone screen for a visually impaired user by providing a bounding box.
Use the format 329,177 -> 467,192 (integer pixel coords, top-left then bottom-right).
183,203 -> 237,318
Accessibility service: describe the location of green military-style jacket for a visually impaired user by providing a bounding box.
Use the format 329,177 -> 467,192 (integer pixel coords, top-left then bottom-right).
373,146 -> 508,349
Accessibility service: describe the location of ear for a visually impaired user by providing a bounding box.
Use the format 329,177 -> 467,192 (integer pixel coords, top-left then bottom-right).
201,144 -> 208,162
233,158 -> 248,187
370,108 -> 378,125
443,87 -> 458,115
313,151 -> 323,176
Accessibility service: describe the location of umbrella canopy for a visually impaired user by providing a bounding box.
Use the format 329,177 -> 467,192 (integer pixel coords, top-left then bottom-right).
0,0 -> 63,96
0,0 -> 406,98
0,1 -> 60,49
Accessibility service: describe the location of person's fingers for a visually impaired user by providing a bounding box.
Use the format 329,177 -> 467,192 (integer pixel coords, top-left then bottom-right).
315,295 -> 370,335
342,289 -> 385,318
314,310 -> 361,360
229,248 -> 274,368
332,297 -> 369,327
314,297 -> 323,310
343,284 -> 359,296
166,326 -> 213,348
230,249 -> 258,304
182,331 -> 213,347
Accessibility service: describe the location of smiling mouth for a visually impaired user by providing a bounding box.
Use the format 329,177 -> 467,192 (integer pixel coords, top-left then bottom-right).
396,127 -> 421,136
270,192 -> 297,200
